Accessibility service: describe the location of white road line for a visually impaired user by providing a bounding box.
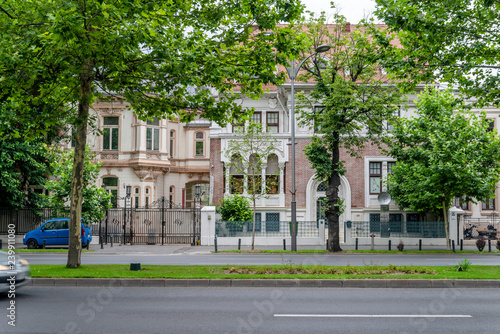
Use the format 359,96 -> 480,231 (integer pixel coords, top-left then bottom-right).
274,314 -> 472,318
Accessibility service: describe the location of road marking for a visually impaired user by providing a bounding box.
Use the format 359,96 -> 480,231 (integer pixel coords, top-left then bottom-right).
274,314 -> 472,318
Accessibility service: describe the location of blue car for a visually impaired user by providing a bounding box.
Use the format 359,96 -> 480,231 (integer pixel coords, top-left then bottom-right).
23,218 -> 92,249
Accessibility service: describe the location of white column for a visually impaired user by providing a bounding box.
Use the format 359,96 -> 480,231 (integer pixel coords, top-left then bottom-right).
243,165 -> 249,195
224,163 -> 230,195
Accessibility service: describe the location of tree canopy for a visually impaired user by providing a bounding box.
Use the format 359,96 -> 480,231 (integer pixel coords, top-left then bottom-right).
295,13 -> 405,252
375,0 -> 500,106
385,88 -> 500,249
0,0 -> 304,266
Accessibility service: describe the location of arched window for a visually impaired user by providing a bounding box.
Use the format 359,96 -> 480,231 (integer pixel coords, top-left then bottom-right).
102,177 -> 118,208
247,154 -> 261,195
317,182 -> 327,192
169,130 -> 176,158
230,154 -> 244,194
195,131 -> 205,157
146,117 -> 160,151
266,154 -> 279,194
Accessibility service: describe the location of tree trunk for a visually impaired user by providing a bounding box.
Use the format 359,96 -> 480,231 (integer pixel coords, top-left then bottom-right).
326,136 -> 343,252
442,200 -> 451,251
67,62 -> 93,268
251,171 -> 256,251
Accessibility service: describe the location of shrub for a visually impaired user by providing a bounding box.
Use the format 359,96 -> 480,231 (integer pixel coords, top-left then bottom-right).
218,195 -> 253,221
476,238 -> 486,252
397,240 -> 404,251
496,240 -> 500,251
455,258 -> 472,272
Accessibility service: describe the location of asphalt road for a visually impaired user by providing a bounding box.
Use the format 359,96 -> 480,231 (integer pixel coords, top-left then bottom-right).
21,252 -> 500,266
1,286 -> 499,333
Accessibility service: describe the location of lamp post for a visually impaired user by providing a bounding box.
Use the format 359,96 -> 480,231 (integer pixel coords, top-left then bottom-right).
101,184 -> 107,246
122,185 -> 132,245
193,185 -> 201,246
287,44 -> 331,252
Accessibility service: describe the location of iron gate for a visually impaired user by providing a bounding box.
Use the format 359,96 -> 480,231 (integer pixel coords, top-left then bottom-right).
98,198 -> 201,245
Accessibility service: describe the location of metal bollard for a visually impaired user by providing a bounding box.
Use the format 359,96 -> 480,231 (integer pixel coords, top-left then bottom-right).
460,239 -> 463,251
43,240 -> 46,249
326,239 -> 329,250
238,238 -> 241,251
488,239 -> 492,253
419,239 -> 422,251
119,234 -> 122,246
100,235 -> 103,249
214,235 -> 218,253
87,240 -> 90,250
283,239 -> 286,251
355,238 -> 358,251
0,239 -> 2,250
388,240 -> 391,251
110,235 -> 113,247
452,240 -> 455,253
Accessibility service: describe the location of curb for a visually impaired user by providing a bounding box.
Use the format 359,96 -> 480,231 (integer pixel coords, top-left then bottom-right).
29,278 -> 500,288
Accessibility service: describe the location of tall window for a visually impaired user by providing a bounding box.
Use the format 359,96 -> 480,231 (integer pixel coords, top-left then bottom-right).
487,120 -> 495,132
195,131 -> 205,157
146,118 -> 160,151
251,112 -> 261,126
169,186 -> 175,208
247,154 -> 262,194
266,112 -> 279,133
369,162 -> 382,194
387,109 -> 401,132
455,196 -> 469,210
133,187 -> 140,208
102,116 -> 119,150
102,177 -> 118,208
230,154 -> 244,194
170,130 -> 175,158
482,198 -> 495,210
145,187 -> 151,208
387,161 -> 396,190
266,154 -> 279,194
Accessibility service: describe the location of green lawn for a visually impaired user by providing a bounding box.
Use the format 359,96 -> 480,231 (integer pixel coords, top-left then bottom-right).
216,249 -> 500,254
30,264 -> 500,280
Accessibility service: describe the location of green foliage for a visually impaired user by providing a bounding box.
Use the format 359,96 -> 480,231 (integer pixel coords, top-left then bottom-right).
44,147 -> 112,224
497,240 -> 500,251
397,240 -> 404,251
476,238 -> 486,252
294,12 -> 405,251
385,88 -> 500,217
375,0 -> 500,106
218,195 -> 253,222
455,258 -> 472,272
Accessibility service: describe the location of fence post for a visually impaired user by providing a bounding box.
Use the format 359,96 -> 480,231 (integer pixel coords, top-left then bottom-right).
238,238 -> 241,250
110,235 -> 113,247
0,239 -> 2,250
452,240 -> 455,253
355,238 -> 358,251
100,236 -> 103,249
161,197 -> 165,246
214,235 -> 218,253
488,239 -> 491,253
119,234 -> 122,246
419,239 -> 422,251
388,240 -> 391,251
460,239 -> 463,251
105,209 -> 108,245
283,239 -> 286,251
326,239 -> 329,250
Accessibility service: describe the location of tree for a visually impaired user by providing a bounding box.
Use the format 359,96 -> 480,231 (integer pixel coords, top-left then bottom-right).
45,147 -> 112,224
375,0 -> 500,106
384,88 -> 500,250
223,122 -> 279,250
218,195 -> 253,222
0,0 -> 303,267
295,13 -> 405,252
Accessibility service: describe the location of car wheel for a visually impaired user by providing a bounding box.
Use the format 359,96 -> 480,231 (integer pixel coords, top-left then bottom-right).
82,242 -> 88,249
27,239 -> 38,249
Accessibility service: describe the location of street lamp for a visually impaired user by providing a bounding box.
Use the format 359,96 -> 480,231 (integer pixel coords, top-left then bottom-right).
122,185 -> 132,245
287,44 -> 331,252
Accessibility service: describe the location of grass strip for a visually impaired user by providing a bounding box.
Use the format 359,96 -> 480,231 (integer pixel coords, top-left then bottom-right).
30,264 -> 500,280
216,250 -> 500,254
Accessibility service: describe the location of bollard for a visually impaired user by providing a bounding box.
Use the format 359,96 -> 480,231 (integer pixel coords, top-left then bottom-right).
110,235 -> 113,247
100,235 -> 103,249
119,234 -> 122,246
488,239 -> 492,253
283,239 -> 286,251
238,238 -> 241,251
355,238 -> 358,251
0,239 -> 2,250
214,235 -> 218,253
388,240 -> 391,251
419,239 -> 422,251
87,240 -> 90,250
452,240 -> 455,253
43,239 -> 46,249
460,239 -> 463,251
326,239 -> 329,250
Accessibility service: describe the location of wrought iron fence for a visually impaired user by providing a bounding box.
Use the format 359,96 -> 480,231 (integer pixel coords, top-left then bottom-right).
216,221 -> 319,238
350,221 -> 446,238
0,208 -> 56,234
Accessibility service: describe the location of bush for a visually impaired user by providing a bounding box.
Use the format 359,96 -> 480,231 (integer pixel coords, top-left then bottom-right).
455,258 -> 472,272
397,240 -> 404,251
496,240 -> 500,251
476,237 -> 486,252
218,195 -> 253,222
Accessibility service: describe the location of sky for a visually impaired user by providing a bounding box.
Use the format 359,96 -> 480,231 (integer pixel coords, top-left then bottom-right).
302,0 -> 378,24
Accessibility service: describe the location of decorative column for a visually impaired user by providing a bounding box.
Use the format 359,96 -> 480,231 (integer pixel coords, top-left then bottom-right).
278,162 -> 285,194
224,162 -> 230,195
243,165 -> 249,195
